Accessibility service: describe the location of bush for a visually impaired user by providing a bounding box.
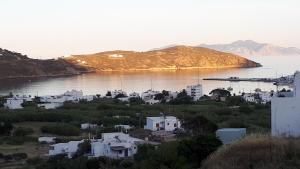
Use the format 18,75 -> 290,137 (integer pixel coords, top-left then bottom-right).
27,157 -> 45,166
169,90 -> 193,105
178,135 -> 222,168
227,120 -> 247,128
12,153 -> 27,160
13,127 -> 34,137
0,121 -> 13,135
215,108 -> 232,115
182,115 -> 218,136
41,124 -> 80,136
226,96 -> 245,106
239,105 -> 253,114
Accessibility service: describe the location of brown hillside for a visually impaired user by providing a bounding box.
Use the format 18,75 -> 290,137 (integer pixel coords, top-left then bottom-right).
0,48 -> 90,79
202,135 -> 300,169
65,46 -> 261,71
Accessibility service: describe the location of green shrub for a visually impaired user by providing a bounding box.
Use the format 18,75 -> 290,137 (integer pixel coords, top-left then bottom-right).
215,108 -> 232,115
227,120 -> 247,128
0,121 -> 13,135
239,105 -> 253,114
41,124 -> 80,136
13,127 -> 34,137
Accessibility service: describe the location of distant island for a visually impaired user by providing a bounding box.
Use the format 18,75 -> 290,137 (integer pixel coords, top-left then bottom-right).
66,46 -> 261,72
199,40 -> 300,57
0,48 -> 91,80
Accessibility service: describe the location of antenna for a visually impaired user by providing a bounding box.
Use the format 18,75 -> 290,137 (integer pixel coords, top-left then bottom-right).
150,77 -> 153,90
197,65 -> 200,84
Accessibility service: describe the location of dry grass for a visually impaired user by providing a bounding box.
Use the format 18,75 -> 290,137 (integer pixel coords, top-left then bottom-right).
0,142 -> 49,158
201,134 -> 300,169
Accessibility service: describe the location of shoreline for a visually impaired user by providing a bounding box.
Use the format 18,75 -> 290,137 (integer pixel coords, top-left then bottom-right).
93,65 -> 262,72
0,65 -> 261,80
0,70 -> 94,80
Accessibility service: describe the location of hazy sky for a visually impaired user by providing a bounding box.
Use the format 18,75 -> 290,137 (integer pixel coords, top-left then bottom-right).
0,0 -> 300,59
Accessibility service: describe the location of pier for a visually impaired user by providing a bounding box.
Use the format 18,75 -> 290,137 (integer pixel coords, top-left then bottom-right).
203,76 -> 294,86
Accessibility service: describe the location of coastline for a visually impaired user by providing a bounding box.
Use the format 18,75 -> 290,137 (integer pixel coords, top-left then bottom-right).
0,70 -> 94,80
92,64 -> 262,72
0,65 -> 261,80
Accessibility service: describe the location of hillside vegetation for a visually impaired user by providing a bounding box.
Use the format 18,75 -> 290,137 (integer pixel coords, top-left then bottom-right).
202,135 -> 300,169
0,48 -> 90,79
66,46 -> 261,71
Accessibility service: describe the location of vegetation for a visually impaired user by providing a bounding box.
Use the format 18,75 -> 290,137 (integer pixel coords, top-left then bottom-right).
202,135 -> 300,169
41,124 -> 80,136
0,98 -> 272,168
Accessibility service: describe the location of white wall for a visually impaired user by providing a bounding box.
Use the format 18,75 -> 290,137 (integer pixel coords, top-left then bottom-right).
272,97 -> 300,137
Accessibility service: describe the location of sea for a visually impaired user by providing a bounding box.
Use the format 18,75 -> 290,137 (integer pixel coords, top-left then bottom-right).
0,55 -> 299,96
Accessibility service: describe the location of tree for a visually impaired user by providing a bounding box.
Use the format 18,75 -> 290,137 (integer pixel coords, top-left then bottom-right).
169,90 -> 193,105
13,127 -> 33,137
105,91 -> 112,97
226,96 -> 245,106
114,93 -> 126,98
0,121 -> 13,135
182,115 -> 218,136
178,135 -> 222,168
209,88 -> 231,101
73,140 -> 91,158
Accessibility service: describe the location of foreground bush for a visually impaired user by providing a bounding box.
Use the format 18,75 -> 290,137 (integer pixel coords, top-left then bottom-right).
201,135 -> 300,169
41,124 -> 80,136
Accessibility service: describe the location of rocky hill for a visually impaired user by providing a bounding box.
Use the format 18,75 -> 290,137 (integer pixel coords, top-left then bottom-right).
0,48 -> 90,79
65,46 -> 261,71
200,40 -> 300,57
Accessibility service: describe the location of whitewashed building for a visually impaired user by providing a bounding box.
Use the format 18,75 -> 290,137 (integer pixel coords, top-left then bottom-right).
49,140 -> 84,158
141,90 -> 160,101
38,137 -> 56,144
38,102 -> 63,109
272,71 -> 300,137
81,123 -> 98,130
114,125 -> 132,130
186,84 -> 203,101
4,97 -> 24,109
90,133 -> 143,159
144,116 -> 181,131
242,93 -> 256,103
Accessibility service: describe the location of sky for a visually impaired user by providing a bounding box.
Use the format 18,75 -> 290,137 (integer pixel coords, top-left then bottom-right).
0,0 -> 300,59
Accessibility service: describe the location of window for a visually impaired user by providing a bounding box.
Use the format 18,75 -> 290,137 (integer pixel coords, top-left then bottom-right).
174,123 -> 177,127
167,123 -> 170,125
119,150 -> 122,154
156,123 -> 159,127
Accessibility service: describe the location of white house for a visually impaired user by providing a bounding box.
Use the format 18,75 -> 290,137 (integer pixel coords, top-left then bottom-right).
38,137 -> 56,144
38,102 -> 63,109
186,84 -> 203,101
90,133 -> 143,159
145,99 -> 160,105
272,71 -> 300,137
114,125 -> 133,132
81,123 -> 98,130
242,93 -> 256,103
49,140 -> 84,158
216,128 -> 246,144
4,97 -> 24,109
144,116 -> 181,131
141,90 -> 160,101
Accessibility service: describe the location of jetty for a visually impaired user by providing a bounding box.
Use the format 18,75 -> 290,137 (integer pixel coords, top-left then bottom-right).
203,75 -> 294,86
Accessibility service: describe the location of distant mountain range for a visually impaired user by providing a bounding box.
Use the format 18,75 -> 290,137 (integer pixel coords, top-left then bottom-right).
199,40 -> 300,57
66,45 -> 261,72
0,48 -> 90,79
